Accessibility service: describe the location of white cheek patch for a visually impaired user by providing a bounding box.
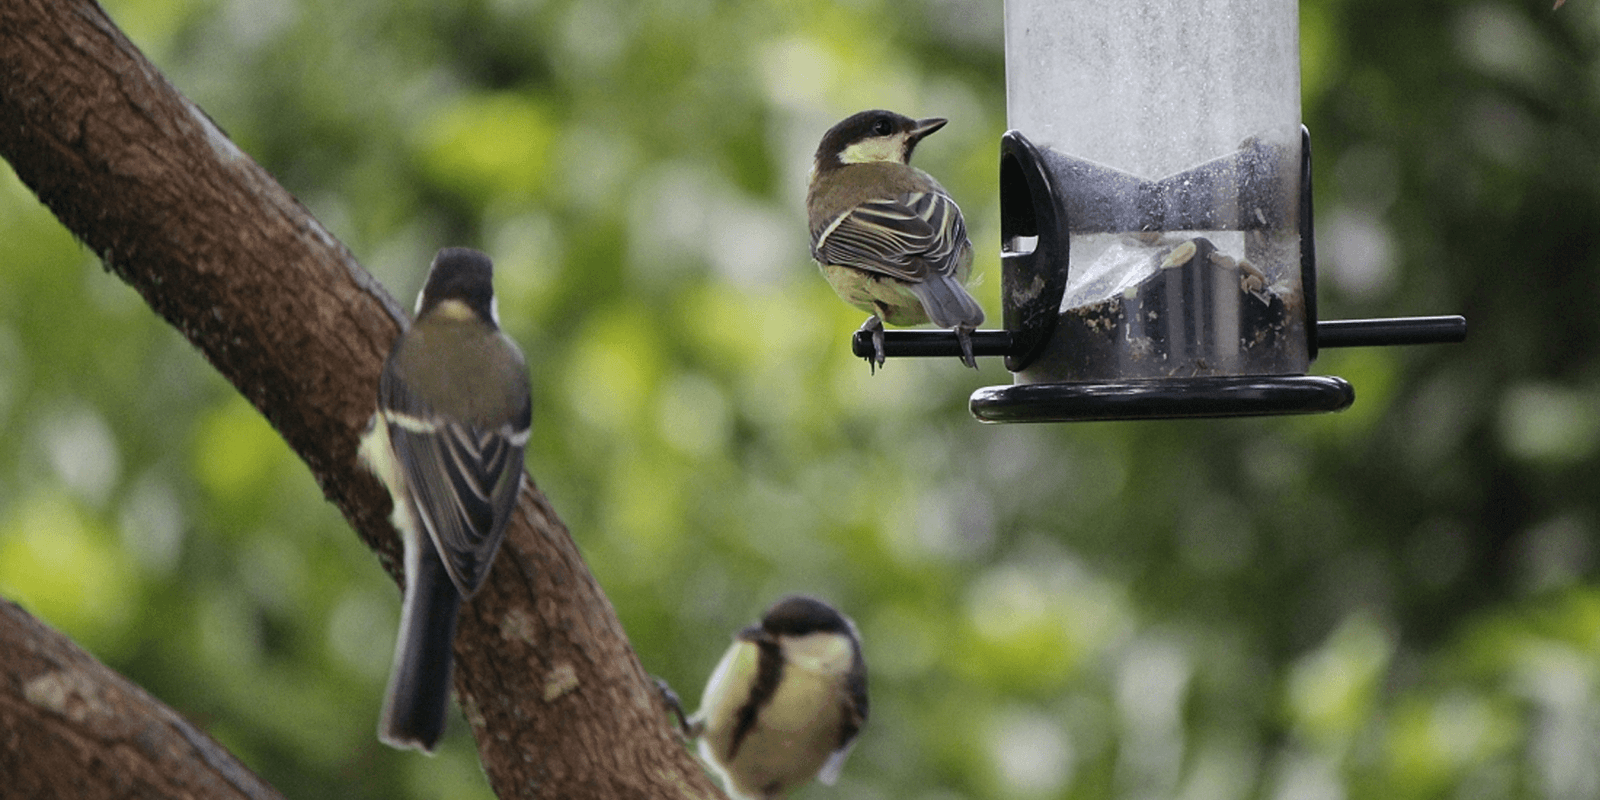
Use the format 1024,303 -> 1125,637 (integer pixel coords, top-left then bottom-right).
840,136 -> 906,164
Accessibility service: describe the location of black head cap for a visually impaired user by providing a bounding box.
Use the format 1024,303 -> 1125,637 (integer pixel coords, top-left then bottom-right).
813,109 -> 947,169
760,595 -> 856,639
418,247 -> 497,322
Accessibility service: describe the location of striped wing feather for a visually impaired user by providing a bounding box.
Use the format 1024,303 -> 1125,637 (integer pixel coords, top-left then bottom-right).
383,373 -> 527,596
814,191 -> 968,282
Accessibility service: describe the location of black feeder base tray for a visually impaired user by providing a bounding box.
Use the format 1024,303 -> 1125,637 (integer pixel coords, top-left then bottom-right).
968,375 -> 1355,423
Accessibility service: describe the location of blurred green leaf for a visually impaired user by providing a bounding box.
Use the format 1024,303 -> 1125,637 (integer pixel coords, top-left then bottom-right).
3,0 -> 1599,797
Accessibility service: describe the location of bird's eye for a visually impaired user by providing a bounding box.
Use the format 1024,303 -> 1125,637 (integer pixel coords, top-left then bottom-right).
872,119 -> 893,136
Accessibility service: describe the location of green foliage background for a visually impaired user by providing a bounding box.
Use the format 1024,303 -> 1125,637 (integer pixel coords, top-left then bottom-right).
3,0 -> 1599,798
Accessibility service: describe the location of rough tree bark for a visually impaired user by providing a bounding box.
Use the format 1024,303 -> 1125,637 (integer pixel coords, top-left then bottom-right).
0,0 -> 720,798
0,600 -> 286,800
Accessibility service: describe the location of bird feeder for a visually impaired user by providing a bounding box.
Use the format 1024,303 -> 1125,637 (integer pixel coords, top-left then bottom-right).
852,0 -> 1465,421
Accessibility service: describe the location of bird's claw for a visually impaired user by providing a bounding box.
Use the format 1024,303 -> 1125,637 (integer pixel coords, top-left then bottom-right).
653,676 -> 694,738
860,316 -> 887,374
955,326 -> 978,370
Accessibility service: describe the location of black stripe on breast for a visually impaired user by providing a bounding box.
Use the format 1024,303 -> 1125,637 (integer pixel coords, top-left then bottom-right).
726,627 -> 784,762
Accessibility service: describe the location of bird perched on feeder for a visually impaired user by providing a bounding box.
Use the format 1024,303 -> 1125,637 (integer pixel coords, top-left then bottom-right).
684,595 -> 869,800
358,247 -> 531,753
806,109 -> 985,370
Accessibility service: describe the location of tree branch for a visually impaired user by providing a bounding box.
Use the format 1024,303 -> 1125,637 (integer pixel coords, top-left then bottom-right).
0,0 -> 717,796
0,600 -> 286,800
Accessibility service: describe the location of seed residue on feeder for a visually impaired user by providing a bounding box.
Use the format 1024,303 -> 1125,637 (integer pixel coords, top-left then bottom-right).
1043,233 -> 1307,379
1160,240 -> 1197,269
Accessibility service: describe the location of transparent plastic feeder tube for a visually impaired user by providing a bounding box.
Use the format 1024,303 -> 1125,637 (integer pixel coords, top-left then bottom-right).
1005,0 -> 1308,381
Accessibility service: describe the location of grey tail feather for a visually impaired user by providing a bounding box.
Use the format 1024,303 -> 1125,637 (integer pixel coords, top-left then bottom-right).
908,274 -> 985,330
379,547 -> 462,753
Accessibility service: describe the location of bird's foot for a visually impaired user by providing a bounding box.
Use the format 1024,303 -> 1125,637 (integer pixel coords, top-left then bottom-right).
859,316 -> 887,374
955,326 -> 978,369
652,676 -> 695,738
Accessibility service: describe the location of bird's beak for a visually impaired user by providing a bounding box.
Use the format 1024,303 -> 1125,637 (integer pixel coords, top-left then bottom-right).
910,117 -> 948,141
